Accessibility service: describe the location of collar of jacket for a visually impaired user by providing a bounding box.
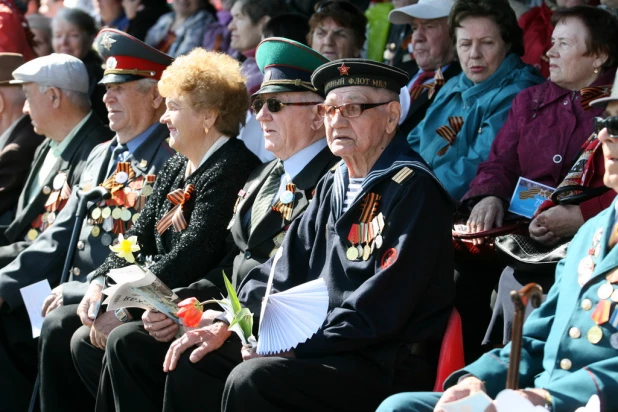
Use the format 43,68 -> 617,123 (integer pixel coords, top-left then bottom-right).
454,53 -> 538,102
109,123 -> 172,175
530,66 -> 616,111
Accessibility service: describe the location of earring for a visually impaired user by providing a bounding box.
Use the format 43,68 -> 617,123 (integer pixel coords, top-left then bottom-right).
594,67 -> 600,74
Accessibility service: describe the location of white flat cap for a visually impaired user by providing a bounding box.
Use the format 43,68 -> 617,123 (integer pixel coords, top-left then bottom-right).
10,53 -> 89,93
389,0 -> 455,24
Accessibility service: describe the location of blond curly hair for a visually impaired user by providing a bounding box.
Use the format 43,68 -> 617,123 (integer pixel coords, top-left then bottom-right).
158,48 -> 249,137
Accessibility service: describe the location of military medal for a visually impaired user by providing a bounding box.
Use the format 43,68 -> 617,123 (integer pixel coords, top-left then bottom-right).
42,186 -> 51,195
102,216 -> 114,232
608,268 -> 618,284
52,173 -> 66,190
115,171 -> 129,184
587,325 -> 603,344
27,229 -> 38,241
101,233 -> 113,247
611,289 -> 618,303
132,213 -> 140,224
101,207 -> 112,219
91,207 -> 102,220
346,247 -> 359,260
141,185 -> 153,196
578,255 -> 595,286
47,212 -> 56,224
91,226 -> 101,237
362,244 -> 371,261
591,300 -> 612,325
598,282 -> 614,300
112,207 -> 122,220
120,208 -> 132,222
273,232 -> 286,247
609,308 -> 618,328
610,332 -> 618,349
280,190 -> 294,204
347,224 -> 361,261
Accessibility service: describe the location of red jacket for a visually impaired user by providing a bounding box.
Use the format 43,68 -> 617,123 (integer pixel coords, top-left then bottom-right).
519,3 -> 553,79
0,0 -> 35,61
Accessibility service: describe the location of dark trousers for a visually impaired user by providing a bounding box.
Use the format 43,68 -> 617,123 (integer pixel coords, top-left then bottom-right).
70,324 -> 106,397
95,321 -> 171,412
454,259 -> 504,364
39,304 -> 93,412
0,305 -> 38,412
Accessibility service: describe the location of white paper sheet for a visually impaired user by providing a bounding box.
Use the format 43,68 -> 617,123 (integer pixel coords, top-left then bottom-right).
495,389 -> 548,412
19,279 -> 52,338
439,391 -> 493,412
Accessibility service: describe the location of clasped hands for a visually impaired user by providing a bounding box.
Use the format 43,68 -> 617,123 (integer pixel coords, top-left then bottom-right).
434,376 -> 550,412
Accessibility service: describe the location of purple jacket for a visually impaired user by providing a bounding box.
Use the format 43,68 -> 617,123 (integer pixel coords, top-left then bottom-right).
462,69 -> 615,207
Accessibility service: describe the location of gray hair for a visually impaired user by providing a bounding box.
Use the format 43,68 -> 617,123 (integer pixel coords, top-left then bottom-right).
135,78 -> 159,93
38,84 -> 91,109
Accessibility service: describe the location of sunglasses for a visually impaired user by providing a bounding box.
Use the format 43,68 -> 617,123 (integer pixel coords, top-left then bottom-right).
316,0 -> 360,14
251,98 -> 322,114
317,102 -> 391,118
594,116 -> 618,136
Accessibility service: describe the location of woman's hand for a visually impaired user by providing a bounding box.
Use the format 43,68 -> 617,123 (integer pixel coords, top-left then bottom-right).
142,310 -> 179,342
529,205 -> 584,246
434,376 -> 487,412
467,196 -> 505,244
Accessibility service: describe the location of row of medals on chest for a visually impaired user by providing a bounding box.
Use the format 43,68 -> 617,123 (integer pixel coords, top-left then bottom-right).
346,192 -> 385,261
577,227 -> 618,347
87,171 -> 154,246
27,173 -> 73,240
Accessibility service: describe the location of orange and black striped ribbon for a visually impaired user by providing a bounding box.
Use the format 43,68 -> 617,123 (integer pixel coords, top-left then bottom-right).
272,183 -> 296,221
436,116 -> 464,156
409,68 -> 445,101
156,184 -> 195,234
359,192 -> 382,223
101,162 -> 135,193
580,85 -> 612,111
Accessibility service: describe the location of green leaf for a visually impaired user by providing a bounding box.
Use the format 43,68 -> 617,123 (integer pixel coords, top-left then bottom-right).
229,307 -> 251,328
222,271 -> 242,314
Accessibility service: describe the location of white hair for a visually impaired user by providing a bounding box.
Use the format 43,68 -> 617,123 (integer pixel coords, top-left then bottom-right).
135,78 -> 159,93
38,84 -> 91,110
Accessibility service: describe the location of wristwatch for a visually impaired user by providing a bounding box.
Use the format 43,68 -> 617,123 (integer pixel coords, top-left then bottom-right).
114,308 -> 130,323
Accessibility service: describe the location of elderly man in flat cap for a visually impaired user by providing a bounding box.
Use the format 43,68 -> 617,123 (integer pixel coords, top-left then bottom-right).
155,59 -> 455,412
73,37 -> 340,412
0,51 -> 110,410
0,30 -> 174,411
0,53 -> 42,225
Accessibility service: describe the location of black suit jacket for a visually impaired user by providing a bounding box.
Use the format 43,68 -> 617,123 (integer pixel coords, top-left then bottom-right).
0,114 -> 111,267
398,62 -> 462,139
0,115 -> 43,221
177,144 -> 339,301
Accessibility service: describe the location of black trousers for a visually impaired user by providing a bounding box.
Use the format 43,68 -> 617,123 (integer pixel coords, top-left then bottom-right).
0,305 -> 38,412
39,304 -> 93,412
95,321 -> 171,412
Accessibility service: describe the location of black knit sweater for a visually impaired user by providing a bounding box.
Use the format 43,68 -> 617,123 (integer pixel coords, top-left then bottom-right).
93,138 -> 261,289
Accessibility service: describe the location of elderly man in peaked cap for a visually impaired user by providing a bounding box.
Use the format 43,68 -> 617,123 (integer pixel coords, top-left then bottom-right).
0,51 -> 111,411
388,0 -> 460,137
76,37 -> 340,412
0,53 -> 42,225
153,59 -> 455,412
0,29 -> 174,412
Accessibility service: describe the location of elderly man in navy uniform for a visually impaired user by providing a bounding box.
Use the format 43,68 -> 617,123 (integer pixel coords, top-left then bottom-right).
376,78 -> 618,412
0,53 -> 111,269
0,29 -> 174,412
79,37 -> 340,412
153,59 -> 455,412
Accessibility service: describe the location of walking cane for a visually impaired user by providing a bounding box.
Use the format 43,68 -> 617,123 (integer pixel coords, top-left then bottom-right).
28,187 -> 110,412
506,283 -> 543,390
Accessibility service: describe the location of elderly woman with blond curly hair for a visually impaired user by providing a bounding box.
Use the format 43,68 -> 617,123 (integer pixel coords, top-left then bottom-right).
68,48 -> 261,405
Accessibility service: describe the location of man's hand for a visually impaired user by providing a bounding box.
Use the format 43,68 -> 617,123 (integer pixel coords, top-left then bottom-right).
530,205 -> 584,246
89,311 -> 123,350
434,376 -> 487,412
41,285 -> 64,317
163,322 -> 231,372
77,282 -> 103,327
143,310 -> 179,342
467,196 -> 505,245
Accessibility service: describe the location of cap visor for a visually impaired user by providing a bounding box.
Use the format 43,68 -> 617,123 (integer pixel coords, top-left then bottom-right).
99,73 -> 146,85
252,83 -> 320,97
8,79 -> 27,85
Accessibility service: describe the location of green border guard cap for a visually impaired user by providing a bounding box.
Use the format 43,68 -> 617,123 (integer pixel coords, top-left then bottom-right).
254,37 -> 329,97
311,58 -> 409,96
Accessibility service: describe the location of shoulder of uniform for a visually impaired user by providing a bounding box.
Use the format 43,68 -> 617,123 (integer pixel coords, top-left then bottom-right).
390,166 -> 416,185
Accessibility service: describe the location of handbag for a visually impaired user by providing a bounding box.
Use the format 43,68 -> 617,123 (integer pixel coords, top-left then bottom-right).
452,216 -> 528,261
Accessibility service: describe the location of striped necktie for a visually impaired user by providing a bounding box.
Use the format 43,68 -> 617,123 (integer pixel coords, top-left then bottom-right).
249,161 -> 285,233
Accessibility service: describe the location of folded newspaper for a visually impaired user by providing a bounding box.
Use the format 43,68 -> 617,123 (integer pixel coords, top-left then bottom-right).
102,265 -> 180,323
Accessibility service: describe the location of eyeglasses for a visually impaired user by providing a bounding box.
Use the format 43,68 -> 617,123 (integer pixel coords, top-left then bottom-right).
251,98 -> 322,114
316,0 -> 360,14
317,102 -> 391,118
594,116 -> 618,136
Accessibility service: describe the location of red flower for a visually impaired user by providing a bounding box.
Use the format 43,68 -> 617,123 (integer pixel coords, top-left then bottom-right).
177,297 -> 203,327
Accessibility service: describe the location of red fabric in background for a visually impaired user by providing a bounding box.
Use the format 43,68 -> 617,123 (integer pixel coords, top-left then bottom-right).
0,1 -> 35,60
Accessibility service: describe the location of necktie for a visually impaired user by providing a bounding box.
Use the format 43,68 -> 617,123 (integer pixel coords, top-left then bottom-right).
107,143 -> 128,176
249,161 -> 285,233
409,70 -> 435,100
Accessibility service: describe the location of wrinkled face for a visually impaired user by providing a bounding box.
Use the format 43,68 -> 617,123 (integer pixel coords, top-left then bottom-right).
410,17 -> 453,71
22,83 -> 54,137
547,18 -> 604,90
103,81 -> 156,140
228,1 -> 264,52
599,101 -> 618,191
172,0 -> 200,17
31,28 -> 53,57
311,18 -> 359,60
52,18 -> 92,59
254,91 -> 323,160
160,94 -> 205,157
456,16 -> 508,84
323,86 -> 394,160
94,0 -> 124,25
